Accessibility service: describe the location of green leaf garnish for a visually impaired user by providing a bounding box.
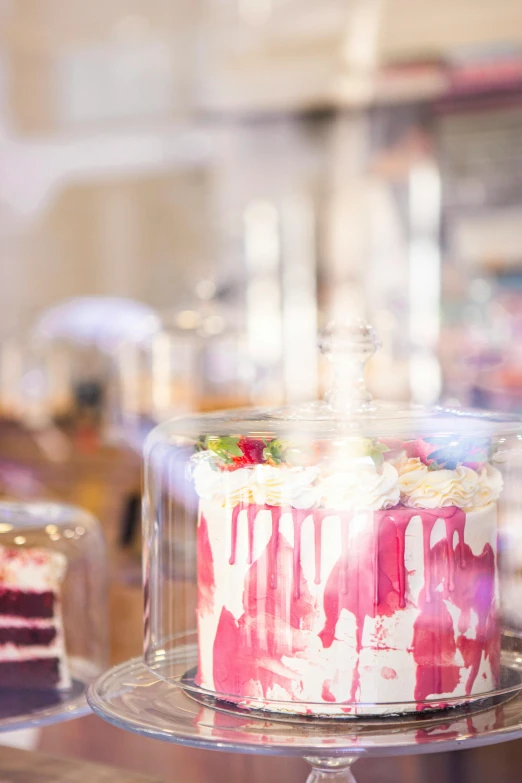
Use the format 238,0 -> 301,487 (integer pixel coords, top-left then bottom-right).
262,439 -> 286,464
206,436 -> 242,465
368,441 -> 390,469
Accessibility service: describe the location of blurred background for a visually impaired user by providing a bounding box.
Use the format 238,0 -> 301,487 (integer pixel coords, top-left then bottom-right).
2,1 -> 522,781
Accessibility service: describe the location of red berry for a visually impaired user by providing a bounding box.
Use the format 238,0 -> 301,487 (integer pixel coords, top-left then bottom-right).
238,437 -> 265,465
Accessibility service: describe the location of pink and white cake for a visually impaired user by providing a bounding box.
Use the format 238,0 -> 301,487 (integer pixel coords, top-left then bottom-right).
0,545 -> 70,690
192,435 -> 503,715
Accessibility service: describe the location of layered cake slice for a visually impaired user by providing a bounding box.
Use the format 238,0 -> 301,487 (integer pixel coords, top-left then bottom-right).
0,546 -> 70,689
193,435 -> 503,715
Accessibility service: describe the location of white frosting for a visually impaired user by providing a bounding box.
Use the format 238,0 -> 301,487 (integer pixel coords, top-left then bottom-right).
249,465 -> 320,508
0,644 -> 62,661
192,455 -> 226,501
192,455 -> 320,509
0,617 -> 54,628
0,547 -> 67,592
320,462 -> 400,510
474,463 -> 504,507
193,450 -> 503,512
193,457 -> 253,506
397,457 -> 503,510
192,453 -> 399,511
398,458 -> 478,509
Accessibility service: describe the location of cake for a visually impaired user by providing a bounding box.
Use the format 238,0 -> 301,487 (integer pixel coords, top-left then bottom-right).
0,545 -> 71,689
192,434 -> 503,716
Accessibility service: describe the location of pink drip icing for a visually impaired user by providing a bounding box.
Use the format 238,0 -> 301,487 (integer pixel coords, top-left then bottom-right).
229,502 -> 264,566
320,510 -> 378,702
212,522 -> 315,697
292,510 -> 309,600
376,506 -> 466,606
444,508 -> 466,572
195,514 -> 215,686
312,510 -> 327,585
340,513 -> 351,595
197,514 -> 215,608
421,513 -> 437,603
453,540 -> 498,696
228,503 -> 318,599
228,504 -> 243,566
378,509 -> 414,609
247,504 -> 257,564
267,506 -> 282,589
210,501 -> 498,705
321,681 -> 336,702
396,531 -> 406,609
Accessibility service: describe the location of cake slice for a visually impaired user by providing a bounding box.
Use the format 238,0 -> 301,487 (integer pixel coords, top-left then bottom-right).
0,546 -> 71,689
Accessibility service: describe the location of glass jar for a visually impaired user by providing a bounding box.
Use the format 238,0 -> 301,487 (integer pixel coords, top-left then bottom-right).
143,320 -> 522,717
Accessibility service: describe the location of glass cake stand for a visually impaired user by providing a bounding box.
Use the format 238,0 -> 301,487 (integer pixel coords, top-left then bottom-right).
0,658 -> 97,733
88,649 -> 522,783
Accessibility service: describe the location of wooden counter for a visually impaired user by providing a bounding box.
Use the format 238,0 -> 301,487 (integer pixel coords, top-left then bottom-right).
0,745 -> 164,783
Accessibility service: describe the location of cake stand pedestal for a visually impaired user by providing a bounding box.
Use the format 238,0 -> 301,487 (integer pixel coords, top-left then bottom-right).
88,656 -> 522,783
0,658 -> 98,733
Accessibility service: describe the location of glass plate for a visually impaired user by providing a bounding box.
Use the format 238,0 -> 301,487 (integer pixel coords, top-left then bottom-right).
0,658 -> 97,733
145,633 -> 522,718
87,652 -> 522,758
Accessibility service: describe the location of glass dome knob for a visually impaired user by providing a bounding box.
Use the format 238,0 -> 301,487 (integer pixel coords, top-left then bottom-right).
319,318 -> 381,414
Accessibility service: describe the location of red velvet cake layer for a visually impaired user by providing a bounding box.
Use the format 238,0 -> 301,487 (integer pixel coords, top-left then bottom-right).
0,658 -> 61,688
0,626 -> 57,646
0,589 -> 55,619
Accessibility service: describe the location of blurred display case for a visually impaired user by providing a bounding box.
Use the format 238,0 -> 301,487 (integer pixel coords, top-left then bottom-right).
1,3 -> 522,459
0,0 -> 521,414
0,337 -> 72,426
107,301 -> 257,449
437,99 -> 522,408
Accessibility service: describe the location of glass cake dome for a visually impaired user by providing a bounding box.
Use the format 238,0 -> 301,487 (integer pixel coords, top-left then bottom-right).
143,319 -> 522,718
0,501 -> 108,718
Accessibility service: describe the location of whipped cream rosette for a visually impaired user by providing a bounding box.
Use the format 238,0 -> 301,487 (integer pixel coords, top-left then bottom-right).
396,457 -> 503,510
192,453 -> 320,509
320,460 -> 400,510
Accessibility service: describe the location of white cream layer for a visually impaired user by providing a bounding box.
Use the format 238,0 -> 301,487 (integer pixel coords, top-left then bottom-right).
0,546 -> 67,592
0,617 -> 55,628
192,453 -> 503,512
0,644 -> 62,661
397,458 -> 503,510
